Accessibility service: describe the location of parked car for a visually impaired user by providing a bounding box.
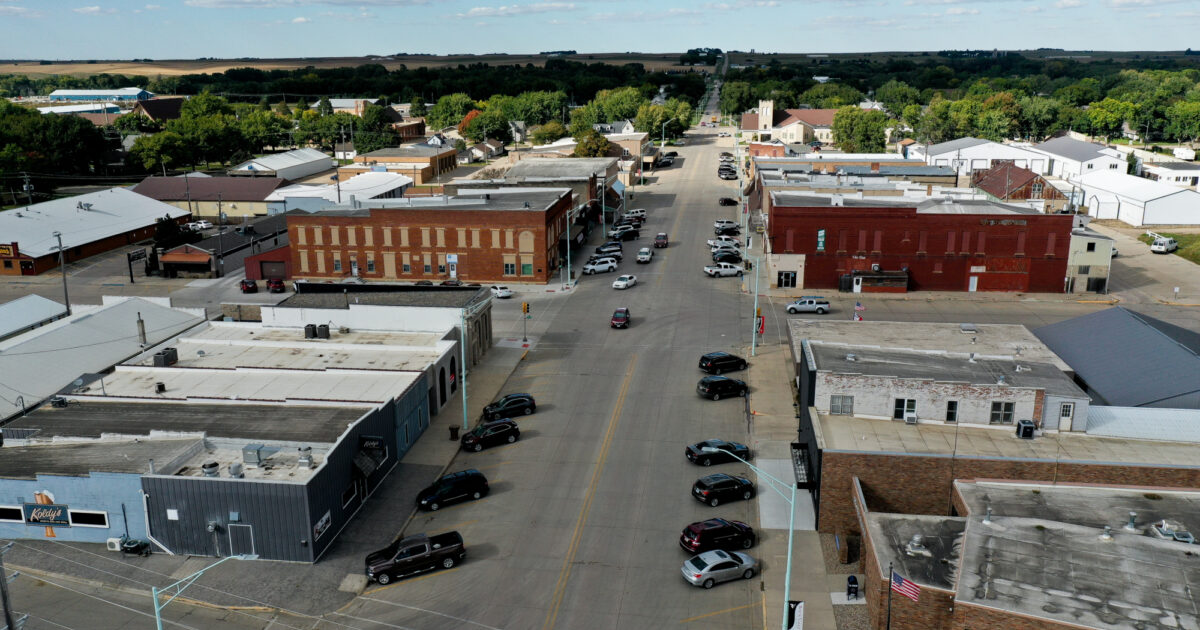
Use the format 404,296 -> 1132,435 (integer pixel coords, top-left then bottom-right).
710,244 -> 741,256
266,278 -> 286,293
707,235 -> 740,248
696,375 -> 748,400
461,420 -> 520,452
414,280 -> 434,286
685,439 -> 751,466
1111,246 -> 1119,258
698,352 -> 747,375
616,229 -> 640,242
583,259 -> 618,275
654,233 -> 669,248
490,286 -> 514,299
482,393 -> 536,421
712,251 -> 742,265
186,220 -> 214,231
681,549 -> 757,589
657,156 -> 674,167
612,274 -> 638,290
718,197 -> 738,206
608,224 -> 638,239
786,297 -> 831,314
680,518 -> 756,553
719,172 -> 738,180
610,307 -> 631,328
691,473 -> 755,507
624,209 -> 647,220
717,131 -> 731,137
636,248 -> 653,263
664,151 -> 679,157
595,242 -> 623,255
239,279 -> 258,293
1150,237 -> 1179,254
416,470 -> 489,511
713,219 -> 738,230
704,262 -> 743,278
365,531 -> 466,585
587,254 -> 621,266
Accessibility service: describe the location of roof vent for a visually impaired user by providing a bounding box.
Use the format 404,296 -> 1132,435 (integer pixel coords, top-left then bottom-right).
968,352 -> 976,363
1014,365 -> 1029,373
982,507 -> 993,525
297,446 -> 314,469
201,461 -> 220,478
1100,525 -> 1114,542
845,353 -> 857,362
229,462 -> 244,479
997,375 -> 1006,385
904,535 -> 932,558
959,323 -> 978,334
1124,511 -> 1138,532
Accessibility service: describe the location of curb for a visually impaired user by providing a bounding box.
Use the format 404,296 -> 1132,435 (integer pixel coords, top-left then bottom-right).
11,564 -> 276,613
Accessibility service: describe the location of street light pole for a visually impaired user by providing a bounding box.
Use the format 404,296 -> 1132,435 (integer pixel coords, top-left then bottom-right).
52,231 -> 71,316
751,253 -> 760,356
701,447 -> 796,630
153,554 -> 257,630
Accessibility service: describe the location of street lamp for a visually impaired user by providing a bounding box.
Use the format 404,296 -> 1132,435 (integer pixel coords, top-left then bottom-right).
52,231 -> 71,316
661,117 -> 678,150
701,447 -> 797,630
749,252 -> 761,357
152,553 -> 257,630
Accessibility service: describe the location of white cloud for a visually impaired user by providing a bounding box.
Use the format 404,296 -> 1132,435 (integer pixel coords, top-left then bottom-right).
459,2 -> 576,18
944,6 -> 979,13
1022,5 -> 1042,10
1054,0 -> 1084,7
73,5 -> 116,13
1108,0 -> 1179,6
0,5 -> 37,16
186,0 -> 426,7
292,15 -> 309,21
145,3 -> 161,8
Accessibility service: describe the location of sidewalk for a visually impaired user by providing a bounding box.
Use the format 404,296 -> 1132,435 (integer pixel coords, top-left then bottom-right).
743,342 -> 865,630
3,345 -> 530,620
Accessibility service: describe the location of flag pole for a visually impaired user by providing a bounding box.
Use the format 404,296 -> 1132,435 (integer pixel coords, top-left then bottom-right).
886,561 -> 894,630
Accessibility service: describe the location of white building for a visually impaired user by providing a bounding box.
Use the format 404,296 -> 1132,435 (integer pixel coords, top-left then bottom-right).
265,172 -> 413,212
1066,228 -> 1115,294
915,138 -> 1047,175
1075,171 -> 1200,226
1143,162 -> 1200,191
1029,137 -> 1126,179
230,148 -> 334,182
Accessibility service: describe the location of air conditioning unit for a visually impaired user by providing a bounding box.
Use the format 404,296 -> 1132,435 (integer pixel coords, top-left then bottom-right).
904,412 -> 918,425
106,538 -> 123,552
1016,419 -> 1036,439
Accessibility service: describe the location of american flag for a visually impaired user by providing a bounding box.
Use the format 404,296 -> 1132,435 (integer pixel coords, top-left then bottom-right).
853,313 -> 863,322
891,571 -> 920,602
854,301 -> 865,311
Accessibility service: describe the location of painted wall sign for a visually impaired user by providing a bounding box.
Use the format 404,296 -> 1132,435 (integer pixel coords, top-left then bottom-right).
313,510 -> 331,540
23,503 -> 70,527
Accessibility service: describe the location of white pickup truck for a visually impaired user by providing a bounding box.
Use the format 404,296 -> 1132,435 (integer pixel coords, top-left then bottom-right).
704,262 -> 743,277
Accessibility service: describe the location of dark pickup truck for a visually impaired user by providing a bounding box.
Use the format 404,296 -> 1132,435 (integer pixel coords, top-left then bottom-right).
364,531 -> 465,585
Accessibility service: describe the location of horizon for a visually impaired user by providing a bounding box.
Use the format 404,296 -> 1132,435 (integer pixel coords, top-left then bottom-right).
2,0 -> 1199,60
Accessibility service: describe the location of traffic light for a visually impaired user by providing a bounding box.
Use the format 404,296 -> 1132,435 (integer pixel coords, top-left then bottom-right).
522,302 -> 530,314
756,307 -> 762,318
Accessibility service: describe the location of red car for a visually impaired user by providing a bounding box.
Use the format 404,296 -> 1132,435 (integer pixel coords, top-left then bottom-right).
654,233 -> 669,248
266,278 -> 286,293
611,307 -> 631,329
239,279 -> 258,293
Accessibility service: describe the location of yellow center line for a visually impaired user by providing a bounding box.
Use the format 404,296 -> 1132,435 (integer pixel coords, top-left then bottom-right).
542,354 -> 638,630
678,598 -> 764,624
657,169 -> 693,288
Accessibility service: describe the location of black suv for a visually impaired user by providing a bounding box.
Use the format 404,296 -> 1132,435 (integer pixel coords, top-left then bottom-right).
715,225 -> 741,236
698,352 -> 747,375
482,393 -> 536,421
685,439 -> 751,466
692,473 -> 755,507
718,197 -> 738,206
416,469 -> 489,511
680,518 -> 756,553
696,376 -> 748,400
712,251 -> 743,265
461,420 -> 520,452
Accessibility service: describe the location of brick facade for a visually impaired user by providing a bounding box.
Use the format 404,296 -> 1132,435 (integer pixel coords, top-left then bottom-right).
0,218 -> 187,276
285,192 -> 571,285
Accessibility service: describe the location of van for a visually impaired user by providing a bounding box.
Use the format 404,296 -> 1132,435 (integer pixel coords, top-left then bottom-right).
1150,237 -> 1178,254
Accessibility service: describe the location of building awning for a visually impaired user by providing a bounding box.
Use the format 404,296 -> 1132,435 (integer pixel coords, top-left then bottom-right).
160,248 -> 212,264
611,180 -> 625,196
353,450 -> 380,477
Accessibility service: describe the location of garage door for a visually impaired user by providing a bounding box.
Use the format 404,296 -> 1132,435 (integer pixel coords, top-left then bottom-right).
260,261 -> 286,279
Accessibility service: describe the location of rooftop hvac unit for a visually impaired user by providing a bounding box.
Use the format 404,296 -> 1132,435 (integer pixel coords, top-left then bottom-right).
162,347 -> 178,365
903,412 -> 918,425
153,351 -> 169,367
304,324 -> 317,339
1016,419 -> 1036,439
154,382 -> 166,394
50,396 -> 69,408
243,443 -> 265,466
106,538 -> 123,552
316,324 -> 330,339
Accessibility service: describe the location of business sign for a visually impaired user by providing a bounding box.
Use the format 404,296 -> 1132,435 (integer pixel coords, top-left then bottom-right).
127,249 -> 147,262
23,503 -> 70,527
313,510 -> 331,540
786,601 -> 805,630
446,254 -> 458,264
817,229 -> 826,252
0,244 -> 14,257
359,435 -> 385,451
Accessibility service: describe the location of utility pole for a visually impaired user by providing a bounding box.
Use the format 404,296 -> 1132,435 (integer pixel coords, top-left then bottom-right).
53,231 -> 71,316
21,173 -> 32,205
183,173 -> 193,216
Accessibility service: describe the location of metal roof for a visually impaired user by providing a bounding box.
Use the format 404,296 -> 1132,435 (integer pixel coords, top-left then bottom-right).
924,137 -> 990,155
132,175 -> 286,202
265,172 -> 412,203
0,187 -> 188,258
1075,171 -> 1195,203
49,88 -> 149,97
0,295 -> 65,339
1033,136 -> 1113,163
1086,406 -> 1200,443
1146,161 -> 1200,172
37,103 -> 122,114
0,298 -> 205,421
233,148 -> 331,172
1033,307 -> 1200,408
317,188 -> 567,214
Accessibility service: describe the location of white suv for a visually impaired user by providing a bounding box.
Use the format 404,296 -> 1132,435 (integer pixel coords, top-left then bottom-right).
714,219 -> 738,230
583,259 -> 618,275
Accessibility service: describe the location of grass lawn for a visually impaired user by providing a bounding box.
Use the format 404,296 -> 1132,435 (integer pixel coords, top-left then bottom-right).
1137,232 -> 1200,265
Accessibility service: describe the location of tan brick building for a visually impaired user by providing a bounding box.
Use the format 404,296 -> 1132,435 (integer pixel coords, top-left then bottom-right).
339,144 -> 458,185
286,189 -> 572,285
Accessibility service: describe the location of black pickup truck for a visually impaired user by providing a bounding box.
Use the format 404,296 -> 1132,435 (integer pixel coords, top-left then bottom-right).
365,531 -> 465,585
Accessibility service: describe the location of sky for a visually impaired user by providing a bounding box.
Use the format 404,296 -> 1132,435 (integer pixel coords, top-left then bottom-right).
0,0 -> 1198,60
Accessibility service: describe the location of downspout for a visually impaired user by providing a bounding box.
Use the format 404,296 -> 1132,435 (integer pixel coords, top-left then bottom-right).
141,489 -> 174,555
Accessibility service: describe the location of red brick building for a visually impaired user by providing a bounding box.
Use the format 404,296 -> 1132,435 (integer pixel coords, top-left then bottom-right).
766,192 -> 1074,292
286,189 -> 572,284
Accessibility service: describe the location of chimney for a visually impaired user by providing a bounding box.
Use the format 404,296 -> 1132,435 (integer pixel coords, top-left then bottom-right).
870,162 -> 880,173
137,311 -> 147,345
926,184 -> 933,196
148,459 -> 155,475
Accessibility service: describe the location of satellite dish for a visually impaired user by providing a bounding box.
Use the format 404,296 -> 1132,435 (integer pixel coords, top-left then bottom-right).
73,378 -> 84,387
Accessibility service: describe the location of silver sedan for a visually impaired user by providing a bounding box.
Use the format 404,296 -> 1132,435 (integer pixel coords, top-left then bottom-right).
680,549 -> 758,589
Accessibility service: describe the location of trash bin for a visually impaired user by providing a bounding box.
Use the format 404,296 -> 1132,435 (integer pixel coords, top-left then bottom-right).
449,425 -> 460,440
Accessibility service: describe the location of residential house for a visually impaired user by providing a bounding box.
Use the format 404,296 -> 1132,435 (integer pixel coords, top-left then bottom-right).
971,162 -> 1068,212
1143,162 -> 1200,191
916,137 -> 1047,176
467,139 -> 506,162
1073,171 -> 1200,226
1029,137 -> 1126,179
334,141 -> 356,161
129,97 -> 185,123
593,119 -> 635,135
425,133 -> 455,148
309,98 -> 379,115
509,120 -> 529,144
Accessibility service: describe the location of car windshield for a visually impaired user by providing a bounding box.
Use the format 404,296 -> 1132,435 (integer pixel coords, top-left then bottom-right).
613,312 -> 627,320
470,426 -> 488,437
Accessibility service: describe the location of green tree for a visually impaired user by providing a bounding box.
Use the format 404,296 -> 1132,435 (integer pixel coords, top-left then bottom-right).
275,99 -> 292,116
317,96 -> 334,117
462,108 -> 511,143
593,86 -> 645,122
799,83 -> 863,109
180,91 -> 232,119
975,109 -> 1013,141
719,81 -> 755,116
1087,97 -> 1137,141
129,131 -> 189,174
1053,78 -> 1101,107
901,104 -> 924,134
257,96 -> 271,111
293,99 -> 310,116
831,107 -> 890,152
530,120 -> 567,145
568,102 -> 602,138
409,98 -> 427,118
876,80 -> 921,115
238,109 -> 289,152
573,130 -> 611,157
1017,96 -> 1058,140
1165,100 -> 1200,142
458,110 -> 481,137
427,93 -> 476,129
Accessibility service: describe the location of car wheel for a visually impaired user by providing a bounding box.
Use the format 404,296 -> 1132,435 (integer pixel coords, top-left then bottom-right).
376,572 -> 392,585
739,361 -> 747,370
714,368 -> 722,375
743,568 -> 754,580
739,389 -> 747,397
473,443 -> 483,452
787,308 -> 797,314
472,491 -> 482,500
442,557 -> 456,569
703,578 -> 716,589
712,393 -> 721,401
709,497 -> 720,507
429,502 -> 440,511
736,271 -> 743,277
742,538 -> 753,549
743,490 -> 752,500
701,458 -> 711,467
816,308 -> 826,314
524,407 -> 533,415
507,434 -> 517,443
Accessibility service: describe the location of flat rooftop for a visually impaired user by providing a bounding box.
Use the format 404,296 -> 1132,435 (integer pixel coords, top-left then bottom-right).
863,513 -> 964,591
813,413 -> 1200,467
789,320 -> 1071,371
7,400 -> 366,443
0,439 -> 201,479
317,189 -> 567,214
770,191 -> 1041,215
188,322 -> 448,346
279,286 -> 486,309
808,344 -> 1084,397
504,157 -> 617,179
954,482 -> 1200,629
